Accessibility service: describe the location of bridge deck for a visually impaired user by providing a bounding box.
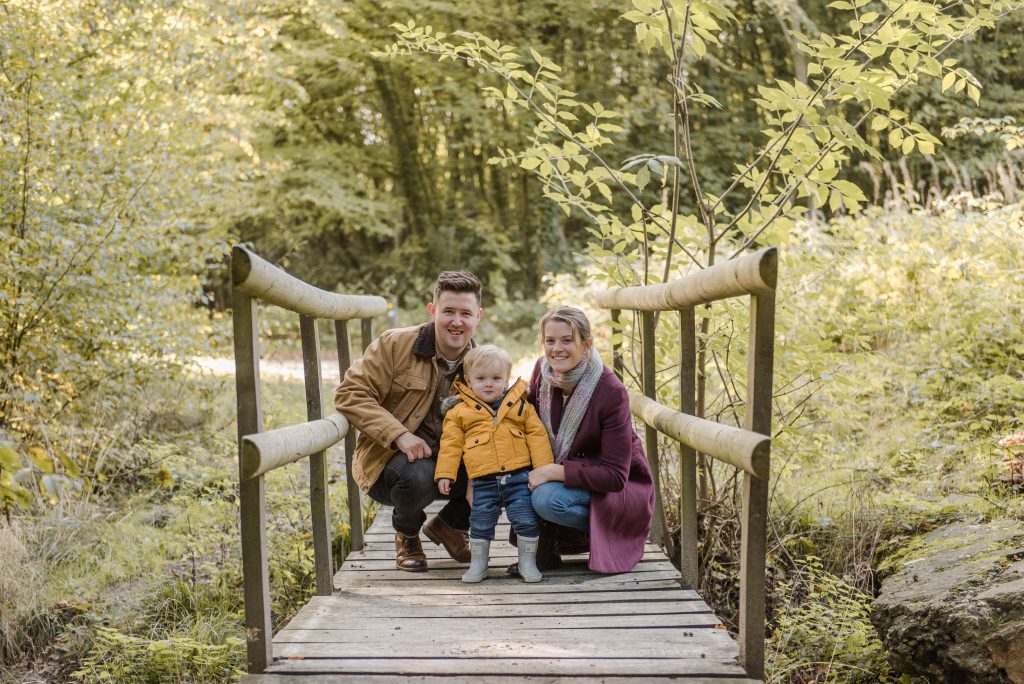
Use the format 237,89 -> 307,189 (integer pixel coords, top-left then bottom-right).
242,501 -> 756,683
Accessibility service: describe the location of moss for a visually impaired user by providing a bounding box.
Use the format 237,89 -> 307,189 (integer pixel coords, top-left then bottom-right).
875,518 -> 1024,584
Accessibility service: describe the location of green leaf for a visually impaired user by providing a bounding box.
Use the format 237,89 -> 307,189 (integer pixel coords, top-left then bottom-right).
636,164 -> 651,189
0,446 -> 20,471
27,447 -> 54,474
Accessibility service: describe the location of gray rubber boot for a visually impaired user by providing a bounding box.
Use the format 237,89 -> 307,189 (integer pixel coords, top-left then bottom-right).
461,539 -> 490,583
517,536 -> 543,583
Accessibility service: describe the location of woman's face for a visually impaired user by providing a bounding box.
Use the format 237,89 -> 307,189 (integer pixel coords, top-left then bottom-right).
543,320 -> 589,373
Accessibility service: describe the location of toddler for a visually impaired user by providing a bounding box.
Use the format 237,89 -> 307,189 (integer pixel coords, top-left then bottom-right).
435,345 -> 554,582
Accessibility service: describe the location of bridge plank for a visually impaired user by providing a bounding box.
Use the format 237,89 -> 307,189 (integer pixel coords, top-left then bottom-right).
266,502 -> 753,682
246,676 -> 755,684
290,594 -> 714,615
256,660 -> 754,678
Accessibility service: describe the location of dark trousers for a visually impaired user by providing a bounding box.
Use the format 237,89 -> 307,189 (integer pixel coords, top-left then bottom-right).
367,452 -> 470,536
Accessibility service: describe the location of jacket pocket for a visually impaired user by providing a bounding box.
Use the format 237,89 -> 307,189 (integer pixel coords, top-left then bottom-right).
507,426 -> 528,463
388,372 -> 429,423
393,372 -> 428,392
462,431 -> 493,475
466,431 -> 492,450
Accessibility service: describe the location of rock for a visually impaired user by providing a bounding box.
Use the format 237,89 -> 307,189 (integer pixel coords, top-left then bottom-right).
988,621 -> 1024,683
872,519 -> 1024,683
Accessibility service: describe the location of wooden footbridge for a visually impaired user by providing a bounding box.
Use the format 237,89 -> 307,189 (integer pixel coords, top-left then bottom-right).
230,245 -> 776,683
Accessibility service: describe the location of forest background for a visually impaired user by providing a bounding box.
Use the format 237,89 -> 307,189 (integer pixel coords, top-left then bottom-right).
1,0 -> 1023,681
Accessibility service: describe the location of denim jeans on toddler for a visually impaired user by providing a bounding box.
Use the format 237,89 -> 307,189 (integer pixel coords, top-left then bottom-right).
469,468 -> 540,541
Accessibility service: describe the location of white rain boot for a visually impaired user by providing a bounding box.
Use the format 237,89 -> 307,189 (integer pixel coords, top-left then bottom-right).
461,539 -> 490,583
517,536 -> 543,583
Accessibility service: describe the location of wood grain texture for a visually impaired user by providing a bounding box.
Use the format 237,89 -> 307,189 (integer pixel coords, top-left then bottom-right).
628,392 -> 769,479
334,319 -> 364,552
232,245 -> 387,320
233,291 -> 272,673
260,501 -> 754,682
594,247 -> 776,311
246,675 -> 756,684
301,315 -> 333,597
241,414 -> 349,480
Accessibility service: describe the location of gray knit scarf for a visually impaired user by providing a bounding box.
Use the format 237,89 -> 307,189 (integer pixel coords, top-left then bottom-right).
538,347 -> 603,463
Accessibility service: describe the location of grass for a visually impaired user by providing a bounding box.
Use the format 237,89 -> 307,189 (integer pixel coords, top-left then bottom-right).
0,338 -> 364,683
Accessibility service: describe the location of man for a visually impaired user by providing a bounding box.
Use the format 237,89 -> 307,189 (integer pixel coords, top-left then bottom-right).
335,272 -> 482,571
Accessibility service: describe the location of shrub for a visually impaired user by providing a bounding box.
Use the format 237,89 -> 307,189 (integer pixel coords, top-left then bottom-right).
71,628 -> 244,683
768,557 -> 892,683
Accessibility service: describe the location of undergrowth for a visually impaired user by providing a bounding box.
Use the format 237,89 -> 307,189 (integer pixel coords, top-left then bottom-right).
596,201 -> 1024,678
0,339 -> 363,683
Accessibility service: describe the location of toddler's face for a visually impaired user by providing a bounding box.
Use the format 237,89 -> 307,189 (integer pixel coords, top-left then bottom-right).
468,362 -> 510,404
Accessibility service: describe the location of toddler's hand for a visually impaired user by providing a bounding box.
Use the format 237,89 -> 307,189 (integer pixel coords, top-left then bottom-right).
437,478 -> 451,495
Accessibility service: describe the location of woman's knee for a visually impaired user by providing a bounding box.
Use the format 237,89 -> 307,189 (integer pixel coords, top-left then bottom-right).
531,482 -> 565,519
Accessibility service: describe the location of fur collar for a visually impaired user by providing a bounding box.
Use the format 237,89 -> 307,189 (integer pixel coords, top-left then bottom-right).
411,323 -> 476,359
411,324 -> 437,358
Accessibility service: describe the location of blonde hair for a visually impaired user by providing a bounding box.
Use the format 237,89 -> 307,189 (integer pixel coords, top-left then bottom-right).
463,344 -> 512,375
540,306 -> 593,346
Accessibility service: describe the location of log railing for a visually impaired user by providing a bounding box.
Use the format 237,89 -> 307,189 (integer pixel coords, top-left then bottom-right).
595,246 -> 777,679
231,245 -> 387,673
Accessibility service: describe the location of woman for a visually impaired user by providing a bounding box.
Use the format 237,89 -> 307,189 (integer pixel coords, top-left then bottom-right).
525,306 -> 655,574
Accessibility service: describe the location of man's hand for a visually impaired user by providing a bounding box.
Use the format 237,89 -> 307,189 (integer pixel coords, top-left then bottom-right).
395,431 -> 431,462
437,478 -> 451,495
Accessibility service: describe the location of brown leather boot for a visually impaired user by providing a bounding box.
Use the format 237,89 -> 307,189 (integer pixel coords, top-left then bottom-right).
423,515 -> 471,563
394,531 -> 427,572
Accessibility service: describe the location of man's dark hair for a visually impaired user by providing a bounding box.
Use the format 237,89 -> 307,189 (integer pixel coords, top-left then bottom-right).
433,271 -> 483,306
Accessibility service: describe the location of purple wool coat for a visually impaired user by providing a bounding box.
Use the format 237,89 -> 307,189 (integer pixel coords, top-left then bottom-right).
529,360 -> 655,573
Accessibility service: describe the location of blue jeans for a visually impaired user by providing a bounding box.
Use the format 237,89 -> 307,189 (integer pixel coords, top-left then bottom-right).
531,482 -> 591,533
470,469 -> 539,541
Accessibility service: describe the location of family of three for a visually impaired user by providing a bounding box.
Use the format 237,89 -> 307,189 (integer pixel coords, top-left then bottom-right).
334,271 -> 655,583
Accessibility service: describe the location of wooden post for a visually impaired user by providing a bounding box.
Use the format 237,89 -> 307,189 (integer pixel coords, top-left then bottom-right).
361,318 -> 373,355
301,315 -> 333,596
678,307 -> 699,589
232,292 -> 272,673
335,319 -> 364,552
739,291 -> 775,680
641,311 -> 664,545
611,309 -> 623,381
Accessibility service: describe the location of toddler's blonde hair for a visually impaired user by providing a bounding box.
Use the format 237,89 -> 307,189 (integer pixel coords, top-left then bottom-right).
463,344 -> 512,375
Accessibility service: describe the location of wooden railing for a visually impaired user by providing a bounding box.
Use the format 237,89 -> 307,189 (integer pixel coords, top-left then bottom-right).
231,245 -> 387,673
595,246 -> 777,679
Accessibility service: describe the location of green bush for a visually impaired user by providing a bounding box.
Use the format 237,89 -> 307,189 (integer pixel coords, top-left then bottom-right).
768,557 -> 893,683
71,628 -> 244,684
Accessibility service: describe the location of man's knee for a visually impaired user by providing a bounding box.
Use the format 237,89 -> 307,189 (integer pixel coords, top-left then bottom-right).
392,461 -> 436,506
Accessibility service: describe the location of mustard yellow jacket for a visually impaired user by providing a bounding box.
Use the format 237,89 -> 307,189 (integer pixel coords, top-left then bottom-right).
434,379 -> 554,481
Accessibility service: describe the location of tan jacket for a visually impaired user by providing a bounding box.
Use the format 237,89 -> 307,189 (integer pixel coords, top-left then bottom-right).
335,324 -> 463,492
434,379 -> 554,481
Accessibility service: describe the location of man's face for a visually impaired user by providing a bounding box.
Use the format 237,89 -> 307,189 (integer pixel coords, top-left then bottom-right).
428,291 -> 481,360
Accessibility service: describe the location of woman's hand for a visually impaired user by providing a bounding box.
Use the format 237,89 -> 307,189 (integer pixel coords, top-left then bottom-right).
528,463 -> 565,491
